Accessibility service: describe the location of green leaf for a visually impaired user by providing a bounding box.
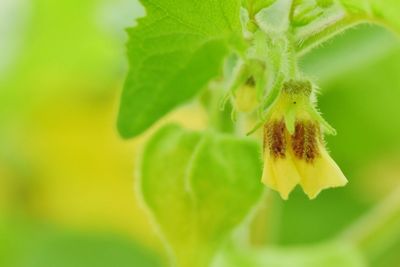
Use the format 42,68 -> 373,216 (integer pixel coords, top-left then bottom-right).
117,0 -> 244,138
139,124 -> 262,267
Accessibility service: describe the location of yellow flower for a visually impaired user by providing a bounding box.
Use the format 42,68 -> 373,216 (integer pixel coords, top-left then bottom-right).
261,79 -> 347,199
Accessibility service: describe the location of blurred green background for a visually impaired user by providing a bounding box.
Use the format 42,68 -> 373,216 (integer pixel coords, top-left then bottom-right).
1,0 -> 400,266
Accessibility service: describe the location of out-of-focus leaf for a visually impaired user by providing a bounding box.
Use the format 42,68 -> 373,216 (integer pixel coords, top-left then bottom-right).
0,220 -> 163,267
139,124 -> 262,267
214,242 -> 366,267
117,0 -> 244,138
0,0 -> 139,121
300,25 -> 397,83
371,238 -> 400,267
320,45 -> 400,170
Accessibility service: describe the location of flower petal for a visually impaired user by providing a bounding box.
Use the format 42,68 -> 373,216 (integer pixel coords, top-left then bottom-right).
295,145 -> 348,199
262,151 -> 301,200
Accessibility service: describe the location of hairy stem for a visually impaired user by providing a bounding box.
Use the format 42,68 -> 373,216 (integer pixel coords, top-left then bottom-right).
295,14 -> 363,56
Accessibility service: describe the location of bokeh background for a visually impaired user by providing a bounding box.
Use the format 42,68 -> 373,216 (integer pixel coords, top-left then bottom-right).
1,0 -> 400,266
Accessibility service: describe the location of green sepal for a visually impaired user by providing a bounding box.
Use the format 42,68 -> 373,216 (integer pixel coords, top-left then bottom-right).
220,62 -> 251,111
247,72 -> 284,135
308,105 -> 337,135
284,105 -> 297,134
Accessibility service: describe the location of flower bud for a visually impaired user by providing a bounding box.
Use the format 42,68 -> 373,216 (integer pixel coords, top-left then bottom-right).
234,78 -> 258,113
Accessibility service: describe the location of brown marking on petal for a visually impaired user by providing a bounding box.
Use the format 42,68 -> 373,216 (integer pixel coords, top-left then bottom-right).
291,121 -> 320,163
264,120 -> 286,159
304,123 -> 320,162
292,122 -> 305,159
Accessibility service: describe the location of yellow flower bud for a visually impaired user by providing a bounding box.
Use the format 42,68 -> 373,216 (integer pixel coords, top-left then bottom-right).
234,83 -> 258,113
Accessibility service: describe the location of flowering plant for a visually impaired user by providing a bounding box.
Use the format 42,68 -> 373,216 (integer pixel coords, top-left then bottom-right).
117,0 -> 400,266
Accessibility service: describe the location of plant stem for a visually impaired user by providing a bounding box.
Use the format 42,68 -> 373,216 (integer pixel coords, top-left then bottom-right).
340,186 -> 400,261
295,12 -> 363,56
